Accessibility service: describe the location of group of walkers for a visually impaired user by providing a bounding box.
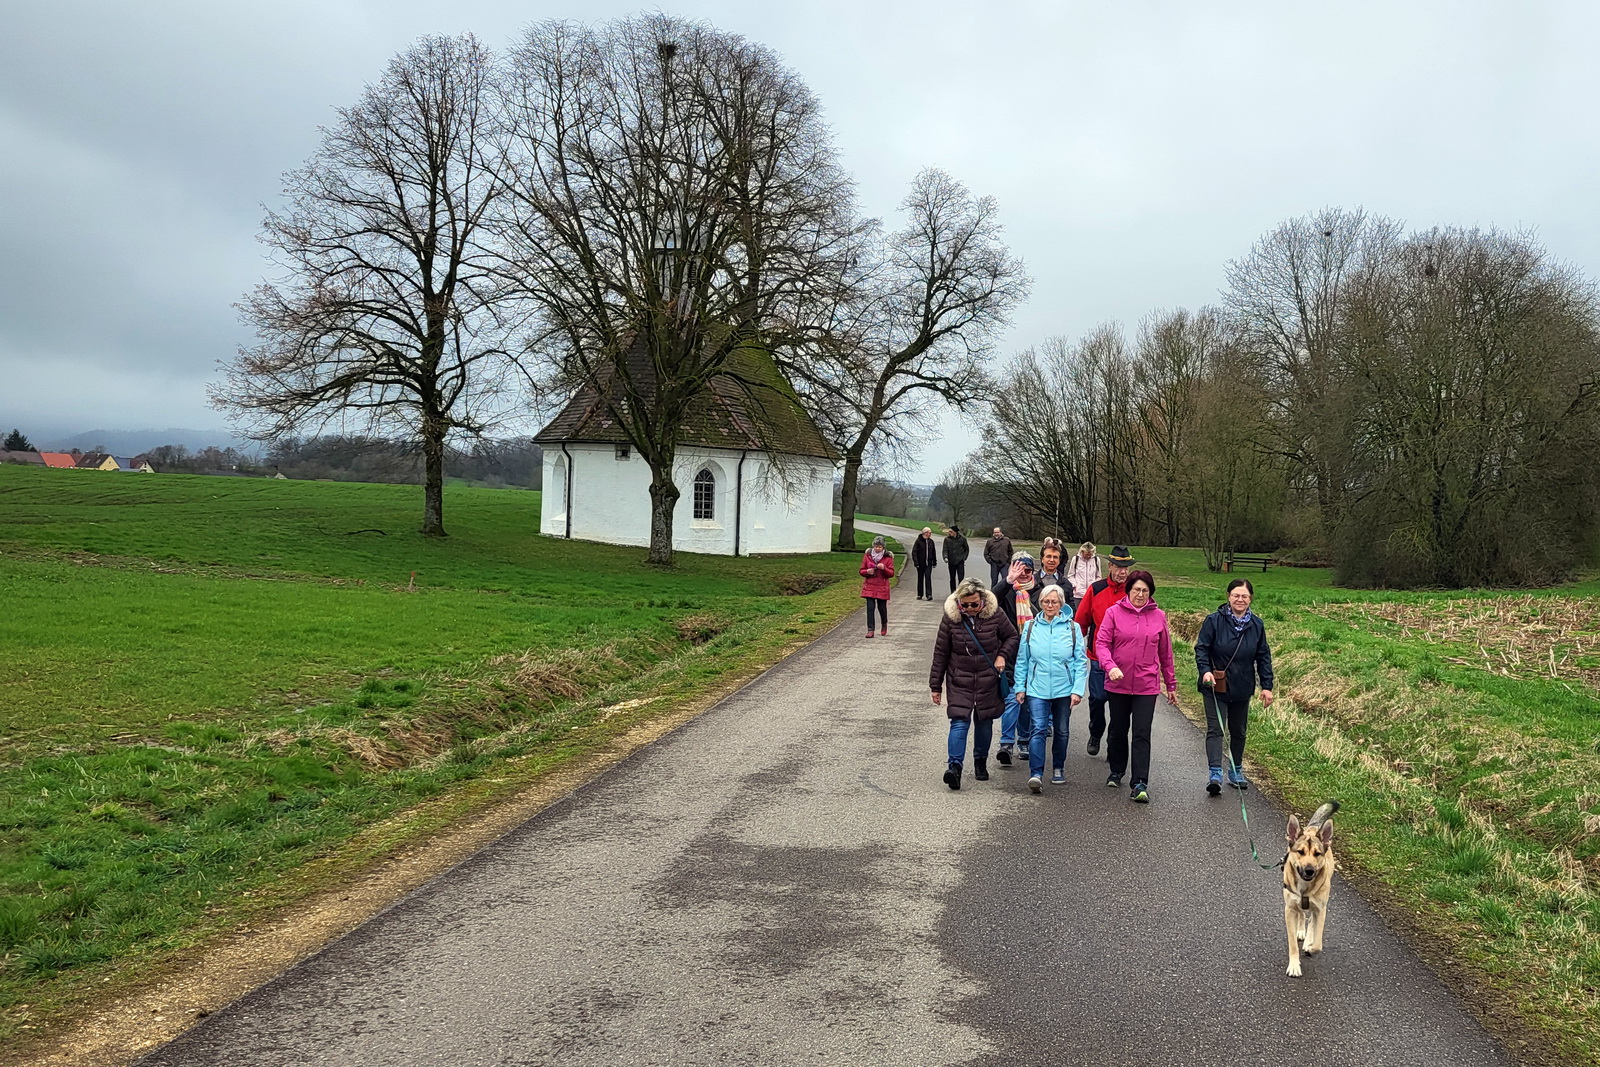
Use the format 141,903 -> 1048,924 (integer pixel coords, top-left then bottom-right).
908,534 -> 1274,803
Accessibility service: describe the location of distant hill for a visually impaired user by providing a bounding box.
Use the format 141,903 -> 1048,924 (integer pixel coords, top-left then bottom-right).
40,428 -> 260,457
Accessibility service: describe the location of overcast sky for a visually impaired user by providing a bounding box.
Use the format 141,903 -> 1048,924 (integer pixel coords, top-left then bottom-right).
4,1 -> 1599,480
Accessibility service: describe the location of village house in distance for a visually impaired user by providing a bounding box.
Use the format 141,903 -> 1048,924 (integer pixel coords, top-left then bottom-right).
534,348 -> 838,556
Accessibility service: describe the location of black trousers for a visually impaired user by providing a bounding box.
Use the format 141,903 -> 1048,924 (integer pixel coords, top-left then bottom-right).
1106,691 -> 1157,785
947,561 -> 965,592
865,597 -> 888,630
1202,689 -> 1251,769
915,564 -> 934,598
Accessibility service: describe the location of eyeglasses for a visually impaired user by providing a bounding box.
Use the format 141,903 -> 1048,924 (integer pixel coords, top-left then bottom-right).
957,599 -> 982,611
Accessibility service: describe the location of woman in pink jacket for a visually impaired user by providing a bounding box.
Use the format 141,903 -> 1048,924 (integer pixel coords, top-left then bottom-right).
1094,569 -> 1178,803
859,535 -> 895,638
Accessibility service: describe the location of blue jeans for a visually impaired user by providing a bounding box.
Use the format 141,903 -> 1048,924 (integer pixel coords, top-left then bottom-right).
947,716 -> 994,765
999,688 -> 1030,746
1026,695 -> 1074,776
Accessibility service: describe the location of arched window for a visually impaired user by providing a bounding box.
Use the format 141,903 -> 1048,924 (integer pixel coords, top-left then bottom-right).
692,468 -> 715,520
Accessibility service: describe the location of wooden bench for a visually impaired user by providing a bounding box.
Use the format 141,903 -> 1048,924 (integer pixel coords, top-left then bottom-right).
1225,552 -> 1273,572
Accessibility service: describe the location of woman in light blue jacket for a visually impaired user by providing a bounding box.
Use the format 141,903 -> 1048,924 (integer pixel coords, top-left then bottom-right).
1013,584 -> 1090,794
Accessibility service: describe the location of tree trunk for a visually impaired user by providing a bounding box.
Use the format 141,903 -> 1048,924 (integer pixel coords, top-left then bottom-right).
835,451 -> 863,551
646,454 -> 679,567
420,418 -> 447,538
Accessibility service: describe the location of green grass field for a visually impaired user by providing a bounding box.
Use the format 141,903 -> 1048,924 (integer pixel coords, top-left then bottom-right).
0,466 -> 899,1044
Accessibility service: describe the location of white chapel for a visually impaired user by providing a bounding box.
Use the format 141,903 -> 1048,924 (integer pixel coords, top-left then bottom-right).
534,347 -> 838,556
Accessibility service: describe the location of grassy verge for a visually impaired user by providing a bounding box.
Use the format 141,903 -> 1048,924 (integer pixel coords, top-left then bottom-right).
1134,547 -> 1599,1065
0,467 -> 886,1045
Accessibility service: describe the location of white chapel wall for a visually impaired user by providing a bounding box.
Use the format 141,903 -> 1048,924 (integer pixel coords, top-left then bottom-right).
540,444 -> 834,556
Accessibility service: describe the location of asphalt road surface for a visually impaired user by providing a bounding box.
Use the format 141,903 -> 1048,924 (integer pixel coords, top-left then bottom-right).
139,526 -> 1516,1067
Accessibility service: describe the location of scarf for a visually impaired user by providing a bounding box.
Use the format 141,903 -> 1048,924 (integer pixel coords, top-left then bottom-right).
1228,609 -> 1255,633
869,547 -> 885,563
1013,576 -> 1036,630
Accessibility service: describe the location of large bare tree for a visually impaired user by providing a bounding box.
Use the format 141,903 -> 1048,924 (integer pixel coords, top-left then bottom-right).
794,168 -> 1028,552
1224,207 -> 1400,540
498,15 -> 860,565
217,34 -> 517,537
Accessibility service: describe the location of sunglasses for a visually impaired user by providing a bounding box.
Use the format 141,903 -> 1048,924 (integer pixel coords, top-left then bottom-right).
958,599 -> 982,611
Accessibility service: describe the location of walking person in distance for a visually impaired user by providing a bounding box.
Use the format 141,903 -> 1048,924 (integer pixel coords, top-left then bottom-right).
1066,541 -> 1103,613
1094,569 -> 1178,803
911,527 -> 938,601
984,526 -> 1013,586
941,526 -> 969,593
859,535 -> 895,638
1195,578 -> 1275,794
1013,584 -> 1089,793
930,577 -> 1019,791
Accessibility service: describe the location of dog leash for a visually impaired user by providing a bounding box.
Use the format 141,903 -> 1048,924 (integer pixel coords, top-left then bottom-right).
1224,748 -> 1287,871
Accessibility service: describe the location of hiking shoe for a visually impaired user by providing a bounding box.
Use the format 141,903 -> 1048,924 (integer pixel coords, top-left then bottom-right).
1028,775 -> 1043,794
943,761 -> 962,791
1087,738 -> 1100,756
1051,770 -> 1066,785
995,745 -> 1013,767
1105,772 -> 1122,788
1229,768 -> 1249,790
974,758 -> 990,782
1207,768 -> 1223,797
1130,782 -> 1150,803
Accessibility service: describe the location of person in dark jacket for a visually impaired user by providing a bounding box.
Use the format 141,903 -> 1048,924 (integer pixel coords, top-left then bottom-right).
1195,578 -> 1275,794
941,528 -> 969,592
983,527 -> 1013,586
930,577 -> 1020,791
911,527 -> 938,601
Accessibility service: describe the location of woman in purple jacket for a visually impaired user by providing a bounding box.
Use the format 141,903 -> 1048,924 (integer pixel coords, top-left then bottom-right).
1094,569 -> 1178,803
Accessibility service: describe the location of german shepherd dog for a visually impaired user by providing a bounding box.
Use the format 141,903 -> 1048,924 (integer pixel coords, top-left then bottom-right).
1284,801 -> 1339,977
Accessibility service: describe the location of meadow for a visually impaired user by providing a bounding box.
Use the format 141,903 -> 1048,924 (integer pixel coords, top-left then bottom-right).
0,466 -> 893,1045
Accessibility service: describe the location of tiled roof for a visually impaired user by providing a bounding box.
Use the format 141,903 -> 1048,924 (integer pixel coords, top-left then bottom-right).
0,450 -> 45,465
38,452 -> 77,468
535,342 -> 837,461
75,453 -> 114,469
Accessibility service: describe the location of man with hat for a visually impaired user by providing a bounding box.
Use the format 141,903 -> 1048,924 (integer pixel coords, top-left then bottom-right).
1073,545 -> 1137,757
991,549 -> 1038,763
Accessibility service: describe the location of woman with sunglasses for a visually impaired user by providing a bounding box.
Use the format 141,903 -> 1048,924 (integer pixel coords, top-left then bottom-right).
930,576 -> 1019,791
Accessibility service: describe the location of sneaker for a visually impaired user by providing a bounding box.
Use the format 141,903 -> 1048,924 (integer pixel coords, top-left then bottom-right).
974,757 -> 989,782
1051,770 -> 1066,785
995,745 -> 1013,767
943,761 -> 962,791
1131,782 -> 1150,803
865,631 -> 875,639
1028,775 -> 1043,794
1105,772 -> 1122,788
1207,768 -> 1223,797
1229,768 -> 1249,791
1087,738 -> 1100,757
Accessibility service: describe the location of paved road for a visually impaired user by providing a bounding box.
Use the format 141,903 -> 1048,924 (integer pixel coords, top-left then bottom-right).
140,524 -> 1515,1067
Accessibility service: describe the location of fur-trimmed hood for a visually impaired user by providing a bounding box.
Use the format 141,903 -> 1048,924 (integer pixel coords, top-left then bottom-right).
943,587 -> 1000,622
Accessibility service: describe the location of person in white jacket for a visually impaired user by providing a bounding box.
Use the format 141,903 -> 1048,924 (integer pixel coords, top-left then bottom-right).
1012,584 -> 1090,793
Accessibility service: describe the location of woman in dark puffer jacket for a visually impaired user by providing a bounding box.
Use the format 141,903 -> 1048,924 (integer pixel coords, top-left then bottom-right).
930,577 -> 1020,791
1194,578 -> 1275,794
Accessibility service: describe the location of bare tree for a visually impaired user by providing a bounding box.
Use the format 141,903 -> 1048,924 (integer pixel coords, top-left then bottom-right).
498,15 -> 860,566
216,34 -> 517,537
931,459 -> 982,533
1133,307 -> 1225,546
1338,227 -> 1600,585
1224,208 -> 1401,541
794,168 -> 1028,551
